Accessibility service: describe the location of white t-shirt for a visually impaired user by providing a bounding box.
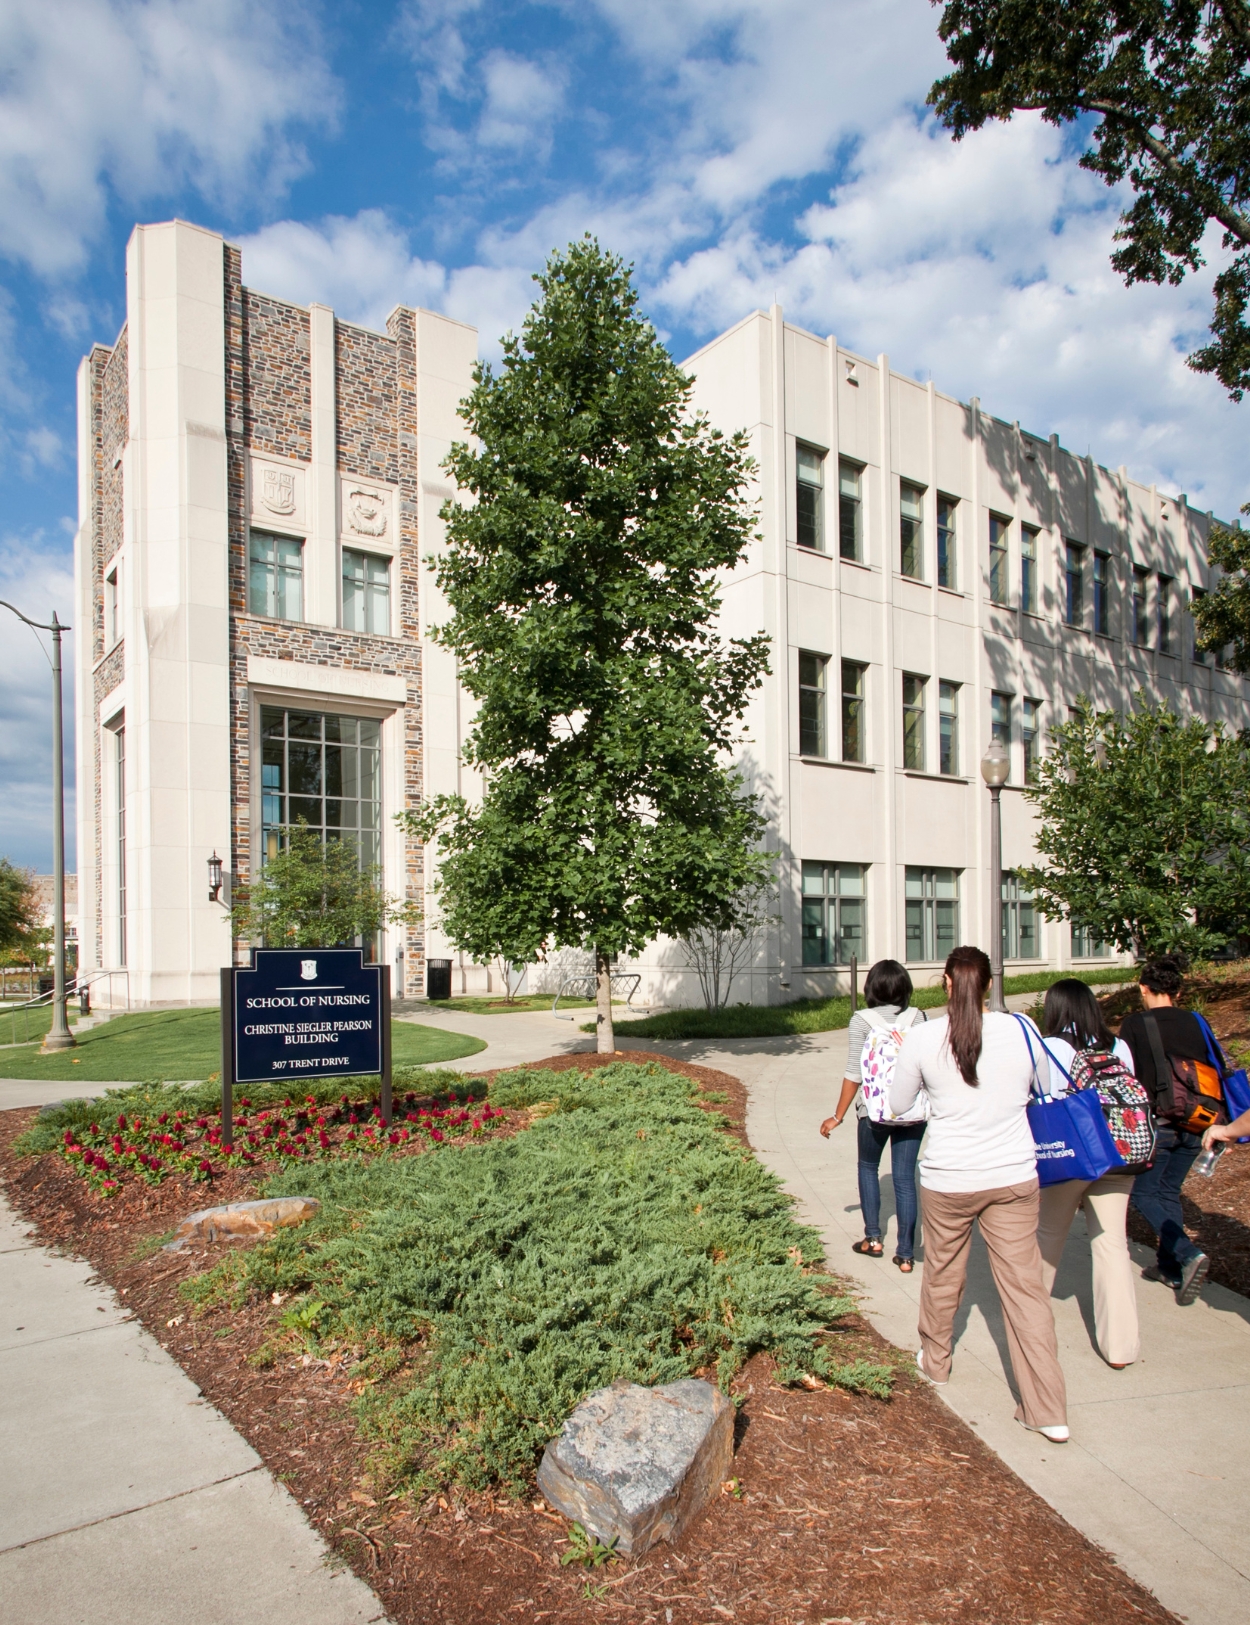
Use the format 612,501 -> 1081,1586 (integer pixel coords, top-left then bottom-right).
1040,1035 -> 1135,1096
890,1011 -> 1049,1193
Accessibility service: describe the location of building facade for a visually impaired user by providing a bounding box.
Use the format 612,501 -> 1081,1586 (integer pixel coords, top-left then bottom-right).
73,220 -> 478,1006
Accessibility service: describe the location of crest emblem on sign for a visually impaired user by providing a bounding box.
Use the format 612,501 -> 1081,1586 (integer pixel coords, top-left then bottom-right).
300,959 -> 318,981
261,467 -> 297,516
347,487 -> 387,537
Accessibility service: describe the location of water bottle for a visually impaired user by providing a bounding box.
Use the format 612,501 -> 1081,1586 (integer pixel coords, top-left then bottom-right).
1194,1142 -> 1226,1178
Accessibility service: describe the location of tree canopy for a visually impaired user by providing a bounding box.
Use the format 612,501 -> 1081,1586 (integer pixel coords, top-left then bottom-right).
407,238 -> 770,1050
0,858 -> 41,956
1019,694 -> 1250,957
929,2 -> 1250,397
1192,511 -> 1250,670
231,825 -> 417,951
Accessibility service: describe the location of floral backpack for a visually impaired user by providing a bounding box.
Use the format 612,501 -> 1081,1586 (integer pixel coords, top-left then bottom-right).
1047,1042 -> 1157,1173
859,1007 -> 928,1124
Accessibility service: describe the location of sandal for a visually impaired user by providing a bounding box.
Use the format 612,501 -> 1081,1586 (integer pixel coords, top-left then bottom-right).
893,1256 -> 914,1273
852,1238 -> 884,1257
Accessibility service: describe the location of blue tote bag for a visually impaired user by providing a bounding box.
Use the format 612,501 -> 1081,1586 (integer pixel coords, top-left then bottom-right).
1014,1015 -> 1121,1186
1196,1013 -> 1250,1139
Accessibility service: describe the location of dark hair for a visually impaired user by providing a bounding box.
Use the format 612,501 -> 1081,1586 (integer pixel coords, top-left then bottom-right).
1042,978 -> 1114,1051
864,958 -> 913,1011
1140,955 -> 1184,998
944,945 -> 991,1085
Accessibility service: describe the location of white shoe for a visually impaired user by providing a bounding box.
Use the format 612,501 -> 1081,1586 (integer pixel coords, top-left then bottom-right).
1018,1418 -> 1069,1443
915,1348 -> 947,1386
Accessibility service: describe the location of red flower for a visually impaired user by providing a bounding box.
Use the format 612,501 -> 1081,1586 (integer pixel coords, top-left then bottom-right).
116,1114 -> 127,1130
430,1128 -> 444,1143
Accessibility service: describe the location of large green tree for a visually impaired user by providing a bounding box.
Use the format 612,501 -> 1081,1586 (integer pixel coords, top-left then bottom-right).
929,2 -> 1250,397
0,858 -> 40,955
407,239 -> 770,1051
1192,511 -> 1250,669
1019,695 -> 1250,957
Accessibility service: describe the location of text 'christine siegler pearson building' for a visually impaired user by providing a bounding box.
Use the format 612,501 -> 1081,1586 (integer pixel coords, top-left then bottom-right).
74,221 -> 1250,1009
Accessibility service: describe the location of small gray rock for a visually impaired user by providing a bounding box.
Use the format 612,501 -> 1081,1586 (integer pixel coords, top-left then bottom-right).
537,1378 -> 734,1555
164,1196 -> 320,1251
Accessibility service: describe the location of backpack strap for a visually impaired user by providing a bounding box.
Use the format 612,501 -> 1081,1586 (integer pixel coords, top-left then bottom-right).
1041,1039 -> 1075,1088
1141,1013 -> 1172,1107
1012,1012 -> 1048,1099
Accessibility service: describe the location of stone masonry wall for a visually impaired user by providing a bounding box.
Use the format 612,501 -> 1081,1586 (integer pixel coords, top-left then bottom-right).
242,289 -> 311,464
336,322 -> 400,485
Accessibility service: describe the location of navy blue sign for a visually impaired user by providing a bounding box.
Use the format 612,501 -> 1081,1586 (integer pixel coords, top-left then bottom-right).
232,948 -> 383,1085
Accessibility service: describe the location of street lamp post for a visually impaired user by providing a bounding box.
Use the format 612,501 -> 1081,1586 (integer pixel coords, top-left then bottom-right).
981,737 -> 1010,1014
1,602 -> 75,1051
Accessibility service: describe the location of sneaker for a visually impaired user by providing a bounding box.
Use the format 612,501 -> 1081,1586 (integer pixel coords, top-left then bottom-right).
915,1348 -> 947,1387
1018,1418 -> 1070,1444
1176,1253 -> 1210,1306
1142,1264 -> 1182,1289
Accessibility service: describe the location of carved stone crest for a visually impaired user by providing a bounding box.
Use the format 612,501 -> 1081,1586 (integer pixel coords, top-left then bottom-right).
261,466 -> 297,516
347,487 -> 388,538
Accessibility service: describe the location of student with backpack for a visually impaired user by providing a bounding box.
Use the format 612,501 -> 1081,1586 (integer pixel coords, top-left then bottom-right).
891,945 -> 1069,1443
1034,979 -> 1149,1369
1118,955 -> 1223,1305
820,959 -> 927,1271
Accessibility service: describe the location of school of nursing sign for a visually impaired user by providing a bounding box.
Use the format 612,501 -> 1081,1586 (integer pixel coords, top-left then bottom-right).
232,948 -> 383,1083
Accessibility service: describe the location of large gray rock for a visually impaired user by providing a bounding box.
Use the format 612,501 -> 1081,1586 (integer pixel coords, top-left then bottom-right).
537,1378 -> 734,1555
164,1196 -> 320,1251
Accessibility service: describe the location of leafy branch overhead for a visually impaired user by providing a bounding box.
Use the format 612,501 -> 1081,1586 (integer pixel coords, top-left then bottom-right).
929,2 -> 1250,396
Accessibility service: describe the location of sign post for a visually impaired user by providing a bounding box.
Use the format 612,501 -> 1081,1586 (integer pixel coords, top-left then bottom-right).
219,949 -> 391,1149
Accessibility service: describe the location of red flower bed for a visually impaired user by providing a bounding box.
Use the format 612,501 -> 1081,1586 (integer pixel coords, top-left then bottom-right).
59,1090 -> 504,1195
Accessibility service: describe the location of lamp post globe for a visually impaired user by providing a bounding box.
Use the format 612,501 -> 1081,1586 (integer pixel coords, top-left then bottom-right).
981,738 -> 1009,1012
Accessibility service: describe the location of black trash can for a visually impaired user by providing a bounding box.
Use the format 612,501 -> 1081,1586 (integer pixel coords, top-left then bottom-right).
38,974 -> 54,996
426,959 -> 453,1001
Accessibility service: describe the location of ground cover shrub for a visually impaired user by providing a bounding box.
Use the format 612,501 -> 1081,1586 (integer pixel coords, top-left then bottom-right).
15,1070 -> 492,1195
185,1061 -> 893,1496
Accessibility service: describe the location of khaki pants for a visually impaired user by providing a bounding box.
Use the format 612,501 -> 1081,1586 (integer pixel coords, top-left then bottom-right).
1037,1174 -> 1139,1367
919,1179 -> 1067,1429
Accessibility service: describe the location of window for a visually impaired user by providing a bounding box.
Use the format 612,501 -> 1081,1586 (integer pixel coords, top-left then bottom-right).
902,673 -> 926,771
1093,551 -> 1110,636
1064,541 -> 1084,626
841,660 -> 866,764
342,550 -> 391,635
1021,526 -> 1038,614
905,867 -> 960,963
1002,872 -> 1039,959
939,681 -> 959,776
1192,587 -> 1207,663
249,531 -> 304,621
838,460 -> 863,561
1072,921 -> 1112,959
1158,574 -> 1173,654
115,725 -> 126,968
260,707 -> 382,872
798,651 -> 828,757
1132,567 -> 1149,644
989,515 -> 1010,604
796,445 -> 825,552
1022,698 -> 1041,782
937,497 -> 957,588
105,564 -> 121,648
900,482 -> 925,579
801,861 -> 866,966
991,691 -> 1012,771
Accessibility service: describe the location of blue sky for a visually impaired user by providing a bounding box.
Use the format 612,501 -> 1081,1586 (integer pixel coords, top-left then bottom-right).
1,0 -> 1245,870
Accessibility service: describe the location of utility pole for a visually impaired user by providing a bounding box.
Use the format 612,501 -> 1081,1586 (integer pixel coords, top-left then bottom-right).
2,602 -> 75,1051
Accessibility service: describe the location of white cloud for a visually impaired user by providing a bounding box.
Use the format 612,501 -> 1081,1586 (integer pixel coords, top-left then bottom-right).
0,0 -> 338,275
20,427 -> 64,475
477,51 -> 566,158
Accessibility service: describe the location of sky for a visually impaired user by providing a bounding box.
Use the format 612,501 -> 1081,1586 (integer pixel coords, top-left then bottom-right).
1,0 -> 1246,872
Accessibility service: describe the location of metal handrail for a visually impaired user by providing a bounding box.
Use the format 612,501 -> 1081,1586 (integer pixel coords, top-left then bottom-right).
551,971 -> 642,1019
3,967 -> 130,1045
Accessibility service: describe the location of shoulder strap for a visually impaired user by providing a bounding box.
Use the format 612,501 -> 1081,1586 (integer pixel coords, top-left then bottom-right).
895,1006 -> 921,1032
1012,1012 -> 1045,1097
860,1007 -> 893,1032
1041,1039 -> 1075,1087
1194,1012 -> 1228,1078
1141,1013 -> 1172,1096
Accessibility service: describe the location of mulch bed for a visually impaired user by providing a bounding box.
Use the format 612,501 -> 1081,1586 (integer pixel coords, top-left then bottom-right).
0,1050 -> 1176,1625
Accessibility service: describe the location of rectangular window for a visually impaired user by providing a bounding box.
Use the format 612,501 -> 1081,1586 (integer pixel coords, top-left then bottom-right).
1064,541 -> 1084,626
260,706 -> 383,873
105,565 -> 120,648
989,515 -> 1010,605
342,550 -> 391,635
900,482 -> 925,579
1132,566 -> 1149,644
991,691 -> 1012,768
796,444 -> 825,552
1158,574 -> 1173,654
1192,587 -> 1206,663
937,497 -> 957,589
1022,698 -> 1041,783
1020,526 -> 1038,614
1072,921 -> 1112,959
902,673 -> 926,771
905,867 -> 960,963
115,725 -> 126,968
1093,551 -> 1110,636
798,651 -> 828,758
838,460 -> 863,561
841,660 -> 866,764
801,861 -> 867,966
249,531 -> 304,621
938,681 -> 959,776
1002,872 -> 1040,959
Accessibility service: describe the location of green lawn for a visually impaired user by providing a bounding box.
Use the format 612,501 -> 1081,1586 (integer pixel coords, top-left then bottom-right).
0,1007 -> 485,1083
423,994 -> 596,1015
602,965 -> 1141,1041
1,1003 -> 82,1048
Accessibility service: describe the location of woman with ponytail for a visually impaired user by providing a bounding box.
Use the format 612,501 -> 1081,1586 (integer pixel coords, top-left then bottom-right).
891,945 -> 1069,1443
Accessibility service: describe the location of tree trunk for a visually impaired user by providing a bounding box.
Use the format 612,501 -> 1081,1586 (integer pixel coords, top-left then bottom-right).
595,945 -> 615,1054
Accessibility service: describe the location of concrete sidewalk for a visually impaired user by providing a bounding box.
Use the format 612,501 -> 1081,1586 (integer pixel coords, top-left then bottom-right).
0,1190 -> 388,1625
